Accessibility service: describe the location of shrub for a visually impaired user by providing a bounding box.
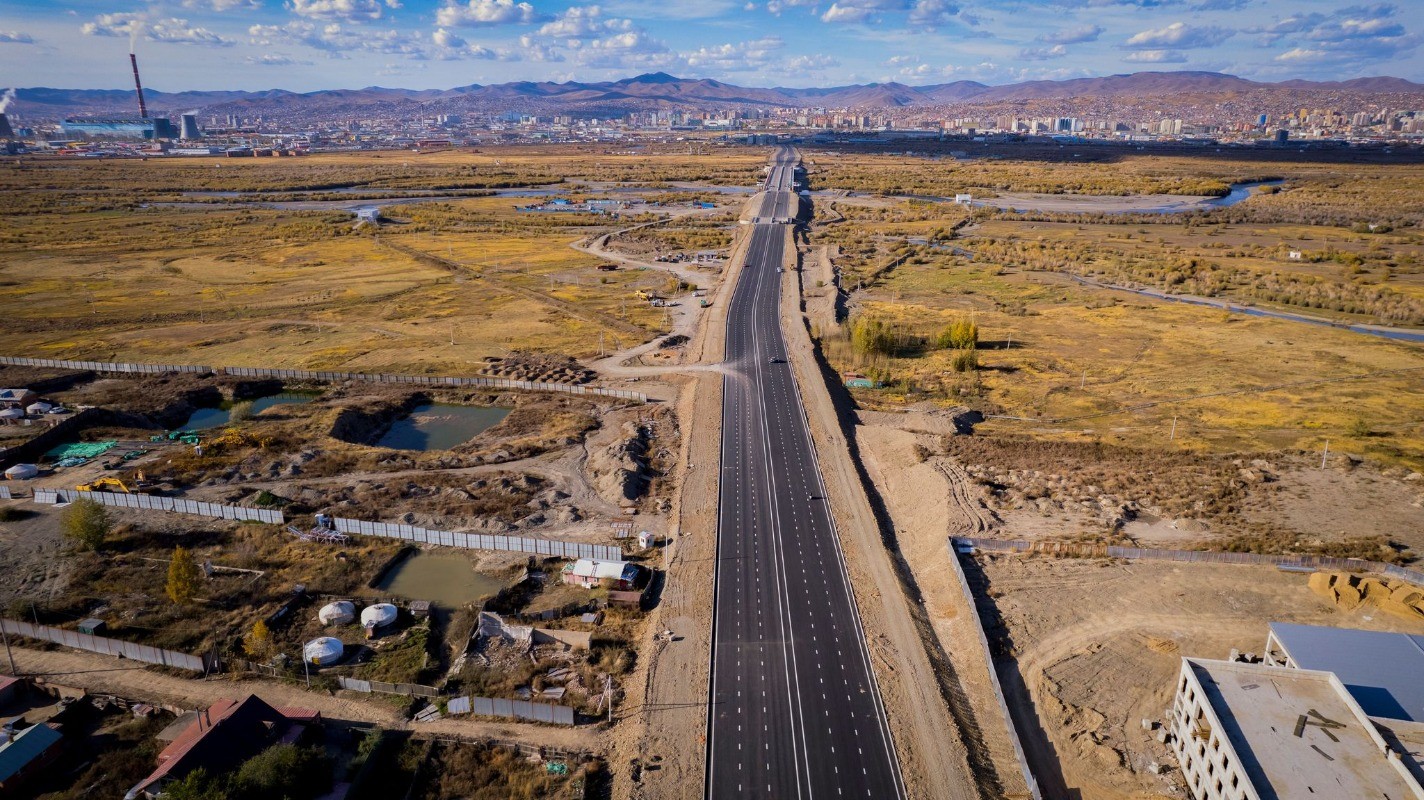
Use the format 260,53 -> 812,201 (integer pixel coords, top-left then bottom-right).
61,498 -> 110,551
166,546 -> 201,605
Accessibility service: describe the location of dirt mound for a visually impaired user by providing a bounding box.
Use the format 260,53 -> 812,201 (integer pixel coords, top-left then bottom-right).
478,352 -> 595,385
1309,571 -> 1424,620
588,421 -> 651,505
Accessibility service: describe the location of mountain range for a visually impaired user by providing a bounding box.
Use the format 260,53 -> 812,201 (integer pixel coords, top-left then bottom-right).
11,71 -> 1424,121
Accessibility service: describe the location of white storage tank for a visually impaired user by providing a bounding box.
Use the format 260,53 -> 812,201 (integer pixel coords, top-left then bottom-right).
360,603 -> 398,631
25,402 -> 53,415
318,600 -> 355,626
303,637 -> 344,666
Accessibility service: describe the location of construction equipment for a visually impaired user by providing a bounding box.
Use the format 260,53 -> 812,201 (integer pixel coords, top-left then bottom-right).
74,472 -> 150,492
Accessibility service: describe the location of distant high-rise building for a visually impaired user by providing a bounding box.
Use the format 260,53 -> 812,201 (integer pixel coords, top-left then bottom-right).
0,113 -> 14,140
180,114 -> 201,140
1257,113 -> 1269,127
1275,129 -> 1290,144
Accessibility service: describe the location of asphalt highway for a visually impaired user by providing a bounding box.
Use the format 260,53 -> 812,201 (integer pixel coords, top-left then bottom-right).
705,148 -> 906,799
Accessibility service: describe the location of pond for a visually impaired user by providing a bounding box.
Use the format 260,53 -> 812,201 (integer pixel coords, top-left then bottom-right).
376,403 -> 510,451
374,551 -> 505,607
181,393 -> 316,430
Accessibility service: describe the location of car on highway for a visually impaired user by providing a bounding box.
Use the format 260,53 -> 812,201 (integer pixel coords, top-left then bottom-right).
767,357 -> 784,363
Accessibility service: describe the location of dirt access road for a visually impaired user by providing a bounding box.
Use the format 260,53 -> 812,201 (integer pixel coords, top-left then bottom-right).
5,645 -> 590,749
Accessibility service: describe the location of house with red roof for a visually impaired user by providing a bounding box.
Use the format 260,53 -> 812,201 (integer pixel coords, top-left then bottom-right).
123,695 -> 320,800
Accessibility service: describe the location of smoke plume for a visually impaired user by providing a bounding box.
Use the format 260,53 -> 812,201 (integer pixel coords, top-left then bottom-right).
0,88 -> 14,115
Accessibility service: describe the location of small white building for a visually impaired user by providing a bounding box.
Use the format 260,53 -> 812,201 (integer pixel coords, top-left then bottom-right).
1169,657 -> 1424,800
953,193 -> 973,205
1287,250 -> 1303,260
561,558 -> 641,590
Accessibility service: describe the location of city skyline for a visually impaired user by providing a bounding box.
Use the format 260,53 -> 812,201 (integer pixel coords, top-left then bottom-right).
0,0 -> 1420,93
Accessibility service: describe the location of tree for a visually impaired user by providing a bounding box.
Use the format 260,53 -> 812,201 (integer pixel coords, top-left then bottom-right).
244,620 -> 271,658
227,400 -> 254,424
231,744 -> 332,800
161,769 -> 227,800
166,546 -> 201,605
937,318 -> 980,351
61,498 -> 111,551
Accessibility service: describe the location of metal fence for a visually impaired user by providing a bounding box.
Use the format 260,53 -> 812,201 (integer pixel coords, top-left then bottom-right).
34,489 -> 284,524
944,539 -> 1042,800
331,517 -> 621,561
0,356 -> 209,375
0,356 -> 646,402
0,618 -> 207,672
336,676 -> 441,698
953,537 -> 1424,587
0,486 -> 10,500
446,694 -> 576,726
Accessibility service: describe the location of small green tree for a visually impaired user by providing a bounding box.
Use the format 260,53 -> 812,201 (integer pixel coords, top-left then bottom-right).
937,318 -> 980,350
161,769 -> 227,800
951,349 -> 980,373
61,498 -> 110,551
232,744 -> 332,800
166,546 -> 201,605
227,400 -> 254,424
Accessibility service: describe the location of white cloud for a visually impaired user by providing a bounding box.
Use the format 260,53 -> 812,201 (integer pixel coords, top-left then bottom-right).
681,36 -> 784,72
436,0 -> 542,27
249,20 -> 424,55
1273,47 -> 1328,62
182,0 -> 262,10
785,53 -> 840,74
539,6 -> 632,38
907,0 -> 959,27
0,30 -> 36,44
84,14 -> 234,47
766,0 -> 816,14
245,53 -> 314,65
821,0 -> 906,24
1019,44 -> 1067,60
432,27 -> 467,48
1038,24 -> 1103,45
287,0 -> 388,20
1125,21 -> 1234,49
1123,48 -> 1188,62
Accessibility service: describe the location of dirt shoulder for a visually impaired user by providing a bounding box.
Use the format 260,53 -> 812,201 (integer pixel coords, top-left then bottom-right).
781,228 -> 979,800
858,424 -> 1033,798
609,215 -> 754,799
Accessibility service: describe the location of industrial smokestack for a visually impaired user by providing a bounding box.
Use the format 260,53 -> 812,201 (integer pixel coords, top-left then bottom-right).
129,53 -> 148,119
180,113 -> 200,140
0,114 -> 13,140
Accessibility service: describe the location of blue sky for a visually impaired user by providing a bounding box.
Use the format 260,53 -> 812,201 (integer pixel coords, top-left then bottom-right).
0,0 -> 1419,91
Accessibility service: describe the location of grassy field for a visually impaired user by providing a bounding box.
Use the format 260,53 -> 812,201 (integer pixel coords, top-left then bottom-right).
0,148 -> 754,370
808,161 -> 1424,468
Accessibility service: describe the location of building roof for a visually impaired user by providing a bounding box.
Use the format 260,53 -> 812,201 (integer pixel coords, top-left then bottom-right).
1269,622 -> 1424,722
126,695 -> 316,799
568,558 -> 637,581
0,724 -> 63,783
1184,658 -> 1424,800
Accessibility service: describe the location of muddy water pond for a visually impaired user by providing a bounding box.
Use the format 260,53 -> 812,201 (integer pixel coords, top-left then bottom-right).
376,403 -> 510,451
181,393 -> 316,430
374,551 -> 504,607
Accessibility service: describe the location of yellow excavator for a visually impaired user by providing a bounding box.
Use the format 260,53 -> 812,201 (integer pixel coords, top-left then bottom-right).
77,471 -> 152,494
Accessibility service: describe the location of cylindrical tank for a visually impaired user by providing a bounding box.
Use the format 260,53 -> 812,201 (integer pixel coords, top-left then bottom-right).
360,603 -> 398,630
318,600 -> 355,626
303,637 -> 344,666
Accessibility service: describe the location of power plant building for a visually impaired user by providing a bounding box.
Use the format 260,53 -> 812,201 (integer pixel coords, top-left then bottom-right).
179,113 -> 201,140
62,117 -> 177,140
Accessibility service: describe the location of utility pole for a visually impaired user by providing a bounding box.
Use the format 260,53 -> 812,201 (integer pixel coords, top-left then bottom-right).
1080,369 -> 1087,390
606,674 -> 613,724
1,623 -> 15,675
303,652 -> 311,688
1169,416 -> 1177,441
1321,440 -> 1330,469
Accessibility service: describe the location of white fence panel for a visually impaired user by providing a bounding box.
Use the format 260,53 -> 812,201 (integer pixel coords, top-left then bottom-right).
32,489 -> 281,524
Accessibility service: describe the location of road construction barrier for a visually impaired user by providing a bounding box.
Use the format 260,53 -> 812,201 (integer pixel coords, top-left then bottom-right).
330,517 -> 620,561
34,489 -> 284,524
0,357 -> 646,402
0,618 -> 208,672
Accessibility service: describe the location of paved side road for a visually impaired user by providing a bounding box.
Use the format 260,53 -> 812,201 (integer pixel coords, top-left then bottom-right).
6,646 -> 591,750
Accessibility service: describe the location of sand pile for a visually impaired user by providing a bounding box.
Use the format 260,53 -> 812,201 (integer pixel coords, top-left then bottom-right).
1309,571 -> 1424,620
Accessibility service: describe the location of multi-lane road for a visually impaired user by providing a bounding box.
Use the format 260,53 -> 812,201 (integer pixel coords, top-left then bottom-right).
706,148 -> 905,799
